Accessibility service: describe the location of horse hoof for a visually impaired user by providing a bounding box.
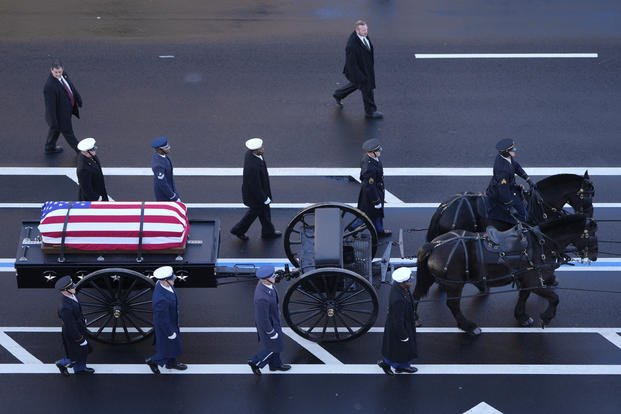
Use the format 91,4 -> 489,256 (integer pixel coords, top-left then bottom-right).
469,327 -> 482,336
415,319 -> 423,327
520,317 -> 534,327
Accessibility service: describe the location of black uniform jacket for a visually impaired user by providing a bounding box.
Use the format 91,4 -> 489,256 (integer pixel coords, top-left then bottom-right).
58,295 -> 89,363
44,72 -> 82,130
343,31 -> 376,89
241,151 -> 272,208
357,155 -> 385,220
485,154 -> 528,205
77,154 -> 109,201
382,283 -> 418,362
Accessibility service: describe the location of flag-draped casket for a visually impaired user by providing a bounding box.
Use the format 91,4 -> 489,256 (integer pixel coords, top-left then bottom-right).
38,201 -> 189,252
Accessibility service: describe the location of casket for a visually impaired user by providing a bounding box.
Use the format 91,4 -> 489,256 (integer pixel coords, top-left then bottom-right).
38,201 -> 189,253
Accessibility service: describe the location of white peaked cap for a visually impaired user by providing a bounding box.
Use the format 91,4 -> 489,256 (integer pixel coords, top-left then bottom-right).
245,138 -> 263,150
154,266 -> 174,280
77,137 -> 96,151
392,267 -> 412,283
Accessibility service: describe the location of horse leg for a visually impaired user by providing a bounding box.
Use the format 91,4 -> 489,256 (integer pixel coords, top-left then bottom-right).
514,289 -> 534,327
534,287 -> 560,326
445,285 -> 481,336
412,279 -> 434,327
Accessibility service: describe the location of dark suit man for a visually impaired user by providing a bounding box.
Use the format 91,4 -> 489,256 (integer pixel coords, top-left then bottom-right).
333,20 -> 383,119
378,267 -> 418,375
230,138 -> 281,240
357,139 -> 390,236
54,275 -> 94,376
146,266 -> 187,374
248,266 -> 291,375
44,61 -> 82,154
485,138 -> 535,224
151,136 -> 181,202
76,138 -> 109,202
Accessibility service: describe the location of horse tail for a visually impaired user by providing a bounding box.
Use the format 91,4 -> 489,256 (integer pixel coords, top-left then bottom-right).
414,243 -> 435,297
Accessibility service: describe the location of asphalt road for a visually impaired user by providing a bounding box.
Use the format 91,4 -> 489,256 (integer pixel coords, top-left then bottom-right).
1,1 -> 621,413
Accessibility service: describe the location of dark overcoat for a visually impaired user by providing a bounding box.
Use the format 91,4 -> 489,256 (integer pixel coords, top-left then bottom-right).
58,295 -> 89,363
152,154 -> 179,201
242,151 -> 272,208
382,283 -> 418,363
357,155 -> 385,221
44,72 -> 82,131
77,154 -> 108,201
343,31 -> 375,89
152,282 -> 182,359
485,154 -> 528,221
254,282 -> 283,353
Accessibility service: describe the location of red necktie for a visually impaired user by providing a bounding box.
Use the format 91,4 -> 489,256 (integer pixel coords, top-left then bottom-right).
60,78 -> 75,107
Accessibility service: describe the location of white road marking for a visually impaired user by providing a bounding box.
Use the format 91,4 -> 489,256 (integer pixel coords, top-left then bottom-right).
0,331 -> 43,364
464,402 -> 503,414
414,53 -> 598,59
282,328 -> 344,365
600,331 -> 621,350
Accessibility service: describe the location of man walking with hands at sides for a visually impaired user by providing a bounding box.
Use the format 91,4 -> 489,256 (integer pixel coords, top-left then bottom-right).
43,60 -> 83,154
357,138 -> 390,237
248,266 -> 291,375
378,267 -> 418,375
146,266 -> 187,374
332,20 -> 383,119
76,138 -> 109,201
151,136 -> 181,202
54,275 -> 95,376
230,138 -> 282,241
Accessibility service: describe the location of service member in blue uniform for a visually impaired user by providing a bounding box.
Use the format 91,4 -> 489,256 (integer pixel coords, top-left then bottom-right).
54,275 -> 95,376
76,138 -> 109,201
151,136 -> 181,202
378,267 -> 418,375
485,138 -> 535,224
357,138 -> 391,237
230,138 -> 282,241
247,266 -> 291,375
146,266 -> 187,374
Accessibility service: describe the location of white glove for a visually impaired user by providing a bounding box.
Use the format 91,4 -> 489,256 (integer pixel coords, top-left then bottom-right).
400,337 -> 409,342
80,340 -> 88,346
264,197 -> 271,205
269,332 -> 279,340
168,332 -> 177,340
97,196 -> 102,201
175,198 -> 181,202
374,203 -> 382,209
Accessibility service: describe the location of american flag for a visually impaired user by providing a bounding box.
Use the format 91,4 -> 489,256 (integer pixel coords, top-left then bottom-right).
39,201 -> 189,251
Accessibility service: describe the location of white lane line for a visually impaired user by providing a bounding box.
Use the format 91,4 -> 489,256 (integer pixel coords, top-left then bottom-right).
0,363 -> 619,375
282,328 -> 344,365
0,331 -> 43,364
414,53 -> 598,59
600,331 -> 621,350
0,166 -> 619,176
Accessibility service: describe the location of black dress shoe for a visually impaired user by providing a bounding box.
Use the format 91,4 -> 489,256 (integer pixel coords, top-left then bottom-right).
55,360 -> 70,377
45,146 -> 64,154
146,359 -> 160,374
377,360 -> 394,376
75,367 -> 95,375
261,231 -> 282,239
269,364 -> 291,372
332,95 -> 343,108
247,360 -> 262,375
395,366 -> 418,374
230,230 -> 249,241
165,362 -> 187,370
365,111 -> 384,119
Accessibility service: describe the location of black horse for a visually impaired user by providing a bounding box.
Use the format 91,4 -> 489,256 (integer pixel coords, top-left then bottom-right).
413,214 -> 598,335
426,171 -> 595,243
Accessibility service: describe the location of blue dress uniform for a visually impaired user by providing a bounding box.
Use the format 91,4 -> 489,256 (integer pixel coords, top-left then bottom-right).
151,136 -> 180,201
485,139 -> 533,224
248,266 -> 290,375
148,281 -> 183,366
357,139 -> 387,234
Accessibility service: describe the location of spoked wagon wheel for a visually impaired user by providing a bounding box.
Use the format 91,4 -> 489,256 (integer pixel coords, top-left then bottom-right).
283,267 -> 378,343
283,202 -> 378,267
75,268 -> 155,345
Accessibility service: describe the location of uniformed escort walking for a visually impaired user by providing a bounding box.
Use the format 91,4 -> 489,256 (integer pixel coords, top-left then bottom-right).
485,138 -> 535,224
151,136 -> 181,202
76,137 -> 109,201
357,138 -> 390,237
54,275 -> 95,376
146,266 -> 187,374
378,267 -> 418,375
230,138 -> 281,240
248,266 -> 291,375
